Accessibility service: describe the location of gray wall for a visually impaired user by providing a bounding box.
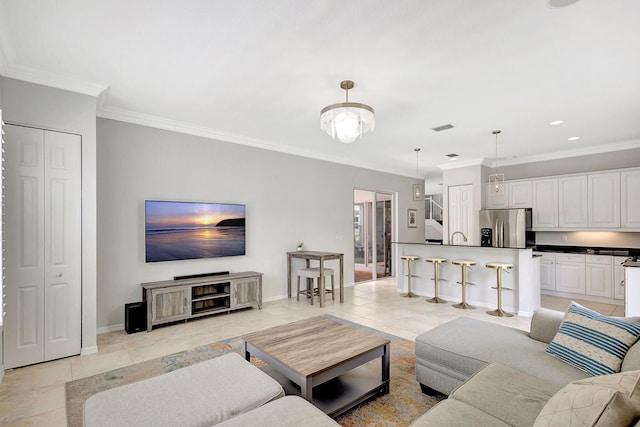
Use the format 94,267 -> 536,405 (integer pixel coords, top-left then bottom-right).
97,118 -> 424,331
0,77 -> 98,353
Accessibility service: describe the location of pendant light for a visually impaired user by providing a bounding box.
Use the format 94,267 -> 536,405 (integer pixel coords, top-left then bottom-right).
489,130 -> 505,196
413,148 -> 424,201
320,80 -> 375,144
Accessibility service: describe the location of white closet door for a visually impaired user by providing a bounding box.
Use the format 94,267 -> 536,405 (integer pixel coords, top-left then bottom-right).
4,125 -> 81,368
43,130 -> 82,361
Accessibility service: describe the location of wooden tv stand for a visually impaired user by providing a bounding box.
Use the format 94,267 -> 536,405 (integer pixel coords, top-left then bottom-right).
141,271 -> 263,332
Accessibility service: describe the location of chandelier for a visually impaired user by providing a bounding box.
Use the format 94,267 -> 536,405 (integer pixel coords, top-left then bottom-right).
488,130 -> 505,196
320,80 -> 375,144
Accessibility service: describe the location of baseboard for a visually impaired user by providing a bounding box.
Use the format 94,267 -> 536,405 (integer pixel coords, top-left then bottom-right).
81,345 -> 99,356
97,323 -> 124,334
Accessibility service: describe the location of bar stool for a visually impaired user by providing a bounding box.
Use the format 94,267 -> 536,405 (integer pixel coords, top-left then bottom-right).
485,262 -> 513,317
399,255 -> 420,298
425,257 -> 448,304
451,259 -> 476,310
296,267 -> 335,305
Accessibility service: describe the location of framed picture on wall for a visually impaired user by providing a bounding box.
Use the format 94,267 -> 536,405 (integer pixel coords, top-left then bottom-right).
407,209 -> 417,228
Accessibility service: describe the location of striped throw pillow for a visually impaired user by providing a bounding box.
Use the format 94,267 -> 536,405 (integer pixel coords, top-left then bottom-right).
545,303 -> 640,376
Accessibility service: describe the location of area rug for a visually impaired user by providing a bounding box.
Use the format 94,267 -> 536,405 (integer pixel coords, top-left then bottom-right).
66,315 -> 442,426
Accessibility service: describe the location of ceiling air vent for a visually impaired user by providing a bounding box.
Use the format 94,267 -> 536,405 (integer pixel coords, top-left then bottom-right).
446,153 -> 459,159
431,124 -> 454,132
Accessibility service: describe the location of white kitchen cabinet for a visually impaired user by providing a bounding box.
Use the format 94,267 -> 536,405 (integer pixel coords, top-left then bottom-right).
585,255 -> 613,298
621,169 -> 640,229
533,179 -> 559,228
614,256 -> 627,300
485,182 -> 508,209
536,253 -> 556,291
508,180 -> 533,208
558,176 -> 588,228
555,254 -> 586,294
588,172 -> 620,228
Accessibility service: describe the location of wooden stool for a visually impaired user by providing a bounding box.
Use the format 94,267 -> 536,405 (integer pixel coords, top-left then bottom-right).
425,258 -> 448,304
400,255 -> 420,298
296,267 -> 335,305
485,262 -> 513,317
451,259 -> 476,310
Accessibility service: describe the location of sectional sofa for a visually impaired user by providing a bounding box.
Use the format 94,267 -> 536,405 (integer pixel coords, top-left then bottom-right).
411,306 -> 640,426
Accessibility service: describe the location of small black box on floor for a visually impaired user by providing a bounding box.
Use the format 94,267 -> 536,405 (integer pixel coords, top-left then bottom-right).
125,302 -> 146,334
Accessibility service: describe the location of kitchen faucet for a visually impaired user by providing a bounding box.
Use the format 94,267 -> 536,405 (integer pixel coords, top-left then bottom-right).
449,231 -> 468,246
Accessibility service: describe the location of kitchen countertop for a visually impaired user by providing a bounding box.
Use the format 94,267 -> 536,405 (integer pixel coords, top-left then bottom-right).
533,245 -> 640,257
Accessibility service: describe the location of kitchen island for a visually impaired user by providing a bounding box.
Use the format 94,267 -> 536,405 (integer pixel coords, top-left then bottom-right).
393,243 -> 540,316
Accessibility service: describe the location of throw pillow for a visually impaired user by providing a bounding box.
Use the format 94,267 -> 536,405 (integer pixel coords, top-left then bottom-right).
573,370 -> 640,407
533,383 -> 640,427
545,302 -> 640,376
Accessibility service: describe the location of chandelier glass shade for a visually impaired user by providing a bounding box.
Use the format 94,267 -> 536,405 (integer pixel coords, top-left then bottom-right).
320,80 -> 375,144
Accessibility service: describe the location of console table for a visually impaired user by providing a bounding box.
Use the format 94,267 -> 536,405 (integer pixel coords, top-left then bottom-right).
287,251 -> 344,307
141,271 -> 262,331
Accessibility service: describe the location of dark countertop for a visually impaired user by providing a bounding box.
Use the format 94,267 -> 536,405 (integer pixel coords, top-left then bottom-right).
533,245 -> 640,257
393,242 -> 640,257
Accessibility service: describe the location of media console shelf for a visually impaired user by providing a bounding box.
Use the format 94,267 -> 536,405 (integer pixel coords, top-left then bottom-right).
141,271 -> 263,332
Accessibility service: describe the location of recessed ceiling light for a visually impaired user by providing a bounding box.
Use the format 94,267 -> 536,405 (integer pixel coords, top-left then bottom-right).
568,136 -> 580,141
549,120 -> 564,126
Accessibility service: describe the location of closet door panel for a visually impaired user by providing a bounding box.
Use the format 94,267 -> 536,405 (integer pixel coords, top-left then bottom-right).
4,125 -> 46,368
44,130 -> 82,361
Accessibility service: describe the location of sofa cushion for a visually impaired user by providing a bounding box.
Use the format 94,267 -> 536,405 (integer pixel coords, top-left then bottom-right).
534,373 -> 640,427
529,308 -> 565,344
623,340 -> 640,372
545,302 -> 640,376
450,363 -> 559,427
216,396 -> 340,427
409,398 -> 510,427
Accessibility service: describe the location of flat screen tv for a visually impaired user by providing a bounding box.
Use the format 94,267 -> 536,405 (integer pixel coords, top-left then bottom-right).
145,200 -> 246,263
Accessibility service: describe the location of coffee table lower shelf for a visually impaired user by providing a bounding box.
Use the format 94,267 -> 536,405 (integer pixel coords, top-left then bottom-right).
262,364 -> 390,418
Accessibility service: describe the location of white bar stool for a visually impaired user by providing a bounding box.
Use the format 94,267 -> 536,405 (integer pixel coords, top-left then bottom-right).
425,257 -> 448,304
296,267 -> 335,305
451,259 -> 476,310
399,255 -> 420,298
485,262 -> 513,317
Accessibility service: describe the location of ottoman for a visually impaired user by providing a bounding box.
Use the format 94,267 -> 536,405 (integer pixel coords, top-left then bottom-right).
83,352 -> 285,427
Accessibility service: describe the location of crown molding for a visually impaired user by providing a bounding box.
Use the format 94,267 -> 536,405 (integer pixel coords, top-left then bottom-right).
97,105 -> 410,178
437,157 -> 486,171
496,139 -> 640,166
0,43 -> 109,97
437,139 -> 640,171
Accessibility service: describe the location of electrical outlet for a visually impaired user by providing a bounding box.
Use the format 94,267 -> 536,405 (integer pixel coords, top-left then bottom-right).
561,234 -> 568,243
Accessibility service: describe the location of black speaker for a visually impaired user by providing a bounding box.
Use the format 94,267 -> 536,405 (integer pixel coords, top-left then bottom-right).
125,302 -> 147,334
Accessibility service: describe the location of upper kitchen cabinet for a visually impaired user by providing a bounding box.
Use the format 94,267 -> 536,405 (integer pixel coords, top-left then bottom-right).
508,180 -> 533,208
588,172 -> 620,228
532,179 -> 559,228
485,182 -> 508,209
621,169 -> 640,229
558,176 -> 588,228
485,180 -> 532,209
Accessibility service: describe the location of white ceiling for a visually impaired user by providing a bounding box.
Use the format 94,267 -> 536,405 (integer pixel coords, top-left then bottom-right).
1,0 -> 639,191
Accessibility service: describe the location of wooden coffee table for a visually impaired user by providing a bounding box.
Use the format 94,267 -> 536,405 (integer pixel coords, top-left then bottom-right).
243,317 -> 390,417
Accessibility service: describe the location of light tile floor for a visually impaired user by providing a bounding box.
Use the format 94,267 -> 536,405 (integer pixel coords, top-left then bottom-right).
0,277 -> 622,426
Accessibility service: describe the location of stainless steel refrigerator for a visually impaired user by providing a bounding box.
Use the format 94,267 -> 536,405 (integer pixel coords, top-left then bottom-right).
479,208 -> 534,248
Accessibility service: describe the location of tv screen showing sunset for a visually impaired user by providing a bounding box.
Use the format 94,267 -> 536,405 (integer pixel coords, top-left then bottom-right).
145,200 -> 246,262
